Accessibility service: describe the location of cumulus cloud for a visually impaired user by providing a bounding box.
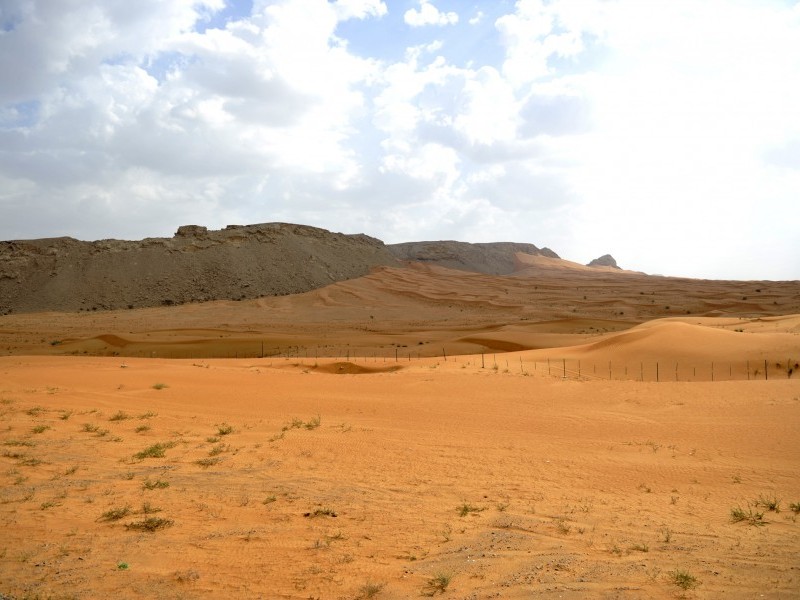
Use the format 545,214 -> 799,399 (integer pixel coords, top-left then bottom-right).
0,0 -> 798,278
404,1 -> 458,28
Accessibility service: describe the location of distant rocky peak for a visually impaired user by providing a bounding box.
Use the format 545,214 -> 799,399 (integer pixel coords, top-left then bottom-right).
587,254 -> 620,269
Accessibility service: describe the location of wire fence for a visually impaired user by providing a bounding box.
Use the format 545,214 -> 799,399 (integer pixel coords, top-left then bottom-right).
80,342 -> 799,382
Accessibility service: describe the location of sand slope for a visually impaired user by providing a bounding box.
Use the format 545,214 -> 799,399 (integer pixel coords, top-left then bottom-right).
1,263 -> 799,598
1,355 -> 798,598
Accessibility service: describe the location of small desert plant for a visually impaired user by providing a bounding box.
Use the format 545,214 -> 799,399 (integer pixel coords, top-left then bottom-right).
134,425 -> 150,433
25,407 -> 44,416
630,542 -> 649,553
133,441 -> 176,460
304,415 -> 321,430
81,423 -> 100,433
142,479 -> 169,490
125,516 -> 173,532
304,507 -> 337,518
206,436 -> 220,443
152,383 -> 168,390
730,505 -> 766,526
422,572 -> 451,596
195,457 -> 220,468
789,502 -> 800,514
357,581 -> 385,599
31,425 -> 50,434
140,501 -> 161,514
109,411 -> 131,422
59,410 -> 73,421
99,506 -> 131,522
755,494 -> 781,512
457,502 -> 484,517
208,443 -> 229,456
216,423 -> 234,436
670,569 -> 699,591
117,561 -> 129,570
138,411 -> 157,419
4,439 -> 35,447
262,495 -> 277,505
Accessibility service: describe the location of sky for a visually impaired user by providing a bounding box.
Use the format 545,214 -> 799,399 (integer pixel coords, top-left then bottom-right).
1,0 -> 799,280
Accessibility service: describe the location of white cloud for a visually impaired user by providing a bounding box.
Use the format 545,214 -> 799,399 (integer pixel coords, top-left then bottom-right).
1,0 -> 799,279
333,0 -> 387,20
469,11 -> 484,26
404,0 -> 458,28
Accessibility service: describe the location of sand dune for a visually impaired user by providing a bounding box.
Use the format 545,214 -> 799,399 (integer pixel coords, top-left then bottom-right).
1,263 -> 799,598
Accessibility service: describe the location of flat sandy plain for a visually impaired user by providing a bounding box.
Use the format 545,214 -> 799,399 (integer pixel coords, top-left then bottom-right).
1,260 -> 799,599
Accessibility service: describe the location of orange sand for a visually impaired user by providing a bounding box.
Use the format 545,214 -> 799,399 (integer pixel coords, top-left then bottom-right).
1,263 -> 799,598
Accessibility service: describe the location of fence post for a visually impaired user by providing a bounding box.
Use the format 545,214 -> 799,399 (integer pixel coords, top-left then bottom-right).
481,353 -> 485,369
563,358 -> 566,378
656,362 -> 659,383
765,359 -> 768,380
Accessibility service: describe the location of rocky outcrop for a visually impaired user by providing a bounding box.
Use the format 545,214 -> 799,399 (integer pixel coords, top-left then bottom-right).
0,223 -> 397,314
388,241 -> 559,275
587,254 -> 620,269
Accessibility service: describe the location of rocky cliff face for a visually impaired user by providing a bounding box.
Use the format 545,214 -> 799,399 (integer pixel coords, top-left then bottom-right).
0,223 -> 397,314
388,241 -> 559,275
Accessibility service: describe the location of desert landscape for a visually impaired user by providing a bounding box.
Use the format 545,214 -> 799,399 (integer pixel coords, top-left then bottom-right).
1,225 -> 799,599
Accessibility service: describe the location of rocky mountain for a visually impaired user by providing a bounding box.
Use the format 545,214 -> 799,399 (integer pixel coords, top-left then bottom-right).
0,223 -> 397,314
0,223 -> 577,314
587,254 -> 620,269
387,241 -> 559,275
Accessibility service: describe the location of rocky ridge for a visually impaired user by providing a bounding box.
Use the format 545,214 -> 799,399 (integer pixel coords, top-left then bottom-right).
0,223 -> 396,314
0,223 -> 609,314
387,241 -> 559,275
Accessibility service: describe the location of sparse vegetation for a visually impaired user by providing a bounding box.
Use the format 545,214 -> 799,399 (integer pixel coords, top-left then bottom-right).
142,478 -> 169,490
135,424 -> 150,433
216,423 -> 234,436
304,507 -> 337,518
670,569 -> 699,591
134,441 -> 176,460
152,383 -> 168,390
789,502 -> 800,514
125,516 -> 173,532
81,423 -> 100,433
109,411 -> 131,422
208,443 -> 229,456
99,506 -> 131,522
357,581 -> 385,599
195,457 -> 221,468
422,572 -> 451,596
755,494 -> 781,512
4,439 -> 36,447
31,424 -> 50,434
730,504 -> 766,526
457,502 -> 484,517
